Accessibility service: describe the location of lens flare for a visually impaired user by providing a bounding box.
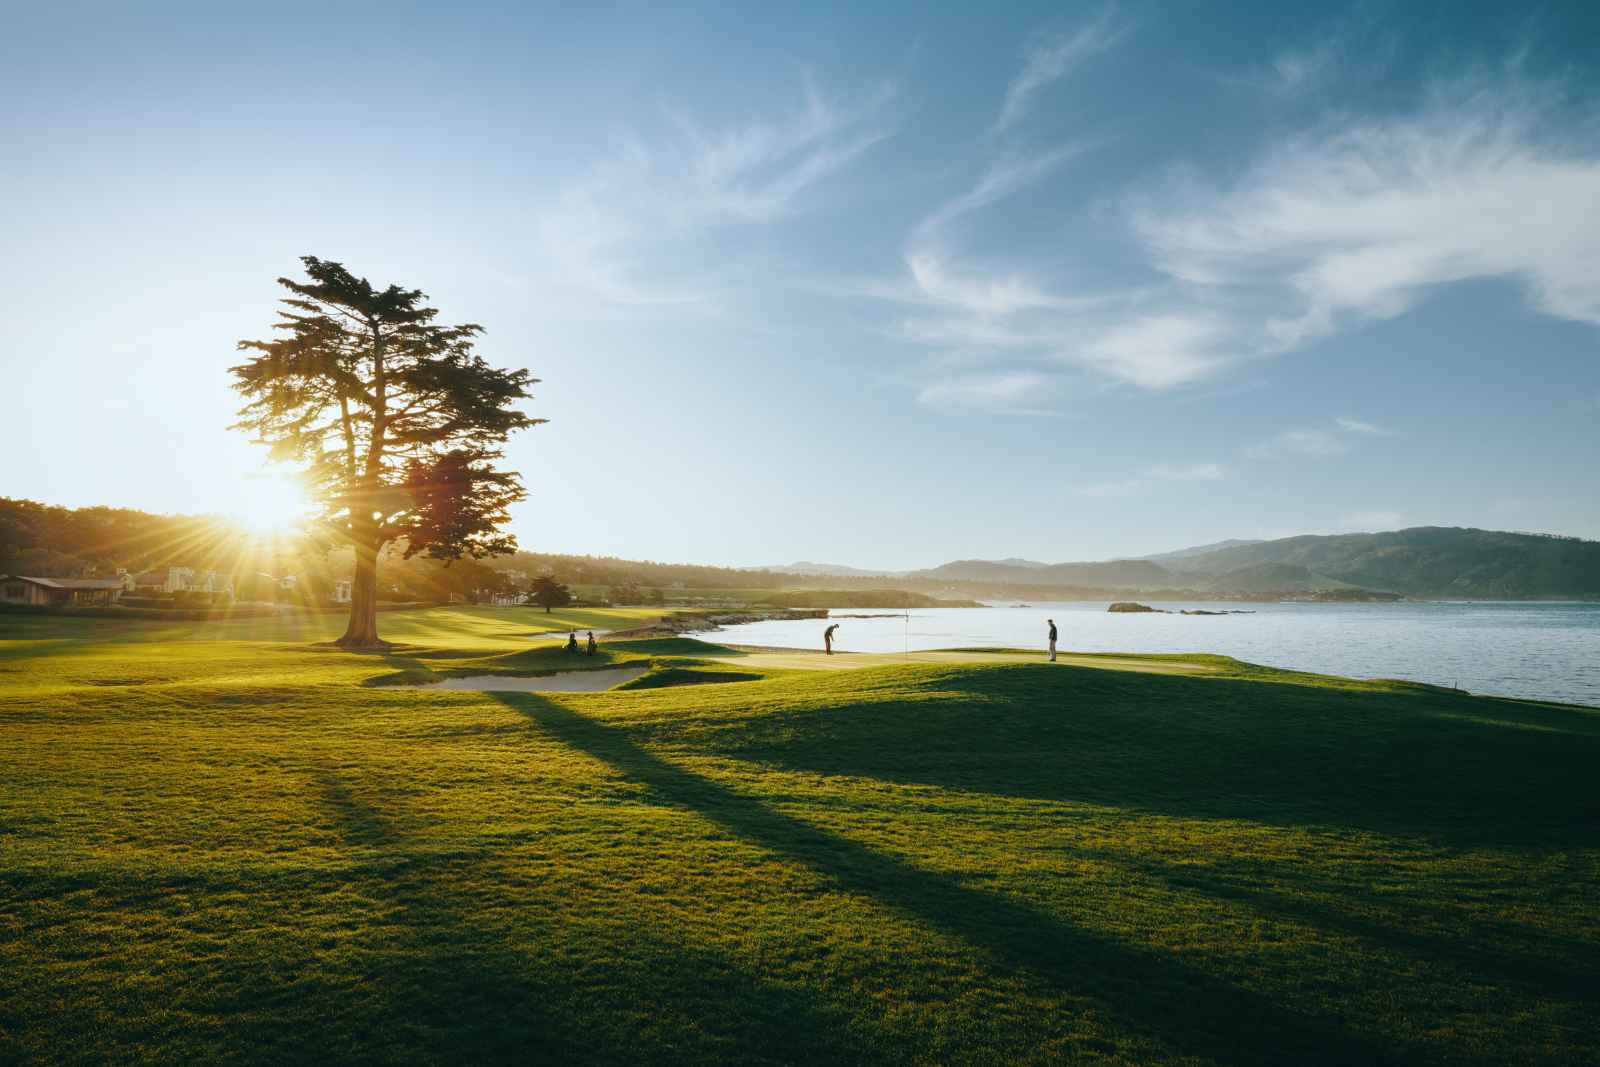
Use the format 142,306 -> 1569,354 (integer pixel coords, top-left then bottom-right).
231,471 -> 311,536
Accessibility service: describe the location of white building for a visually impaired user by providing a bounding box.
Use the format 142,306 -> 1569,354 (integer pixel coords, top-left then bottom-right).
333,580 -> 352,603
195,570 -> 234,595
127,566 -> 233,595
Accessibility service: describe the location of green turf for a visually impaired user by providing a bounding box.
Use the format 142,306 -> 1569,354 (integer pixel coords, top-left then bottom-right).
2,608 -> 1596,1065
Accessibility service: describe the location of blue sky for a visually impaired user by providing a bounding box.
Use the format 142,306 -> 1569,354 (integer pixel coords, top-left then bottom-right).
4,1 -> 1598,568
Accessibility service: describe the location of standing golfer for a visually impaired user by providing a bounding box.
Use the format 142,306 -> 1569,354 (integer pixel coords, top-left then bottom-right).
824,623 -> 839,655
1047,618 -> 1058,662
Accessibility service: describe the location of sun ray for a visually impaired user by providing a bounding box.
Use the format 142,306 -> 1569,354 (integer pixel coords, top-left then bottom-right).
230,470 -> 313,537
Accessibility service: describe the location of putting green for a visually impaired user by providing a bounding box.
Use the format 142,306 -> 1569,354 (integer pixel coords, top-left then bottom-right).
708,646 -> 1221,675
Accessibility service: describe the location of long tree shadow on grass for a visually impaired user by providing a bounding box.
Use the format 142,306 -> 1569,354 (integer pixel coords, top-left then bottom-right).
297,767 -> 873,1066
698,664 -> 1600,848
1074,846 -> 1600,1007
493,692 -> 1443,1067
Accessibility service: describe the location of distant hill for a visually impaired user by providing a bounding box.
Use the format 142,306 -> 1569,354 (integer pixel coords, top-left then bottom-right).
755,561 -> 896,578
1170,527 -> 1600,598
895,528 -> 1600,598
1137,539 -> 1264,563
8,496 -> 1596,601
1204,562 -> 1352,593
914,558 -> 1173,589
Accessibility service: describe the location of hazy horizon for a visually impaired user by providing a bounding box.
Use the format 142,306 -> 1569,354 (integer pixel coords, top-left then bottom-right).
5,1 -> 1599,569
7,493 -> 1593,576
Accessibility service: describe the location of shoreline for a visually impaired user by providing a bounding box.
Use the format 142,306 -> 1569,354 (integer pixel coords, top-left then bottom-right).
605,607 -> 830,640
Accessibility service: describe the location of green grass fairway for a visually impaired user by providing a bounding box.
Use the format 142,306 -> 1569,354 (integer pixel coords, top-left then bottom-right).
3,608 -> 1597,1065
706,646 -> 1224,675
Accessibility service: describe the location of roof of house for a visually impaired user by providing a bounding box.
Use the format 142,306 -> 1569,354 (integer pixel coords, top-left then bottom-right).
133,571 -> 167,584
3,576 -> 125,590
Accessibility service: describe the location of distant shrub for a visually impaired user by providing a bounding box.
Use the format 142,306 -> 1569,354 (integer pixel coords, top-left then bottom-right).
118,596 -> 175,609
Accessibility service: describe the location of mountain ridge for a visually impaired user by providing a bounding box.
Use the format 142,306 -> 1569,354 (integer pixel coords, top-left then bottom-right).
771,528 -> 1600,598
1135,538 -> 1265,563
933,527 -> 1600,598
5,497 -> 1596,600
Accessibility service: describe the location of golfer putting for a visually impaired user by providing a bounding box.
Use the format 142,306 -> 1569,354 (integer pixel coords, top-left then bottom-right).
824,623 -> 839,655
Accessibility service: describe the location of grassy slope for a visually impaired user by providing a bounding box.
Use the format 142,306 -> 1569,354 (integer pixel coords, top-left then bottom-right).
2,608 -> 1597,1065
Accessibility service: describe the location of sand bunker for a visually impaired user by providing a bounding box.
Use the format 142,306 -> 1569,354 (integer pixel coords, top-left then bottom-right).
407,667 -> 648,692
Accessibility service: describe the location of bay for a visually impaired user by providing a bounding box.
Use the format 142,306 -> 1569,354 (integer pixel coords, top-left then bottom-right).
694,601 -> 1600,706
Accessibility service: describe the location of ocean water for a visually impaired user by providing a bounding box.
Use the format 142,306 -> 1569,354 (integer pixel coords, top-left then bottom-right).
693,601 -> 1600,707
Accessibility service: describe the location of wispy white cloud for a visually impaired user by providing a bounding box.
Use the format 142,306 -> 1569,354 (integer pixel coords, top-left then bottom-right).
1133,76 -> 1600,350
992,7 -> 1124,133
536,76 -> 893,307
899,147 -> 1095,322
883,146 -> 1221,394
1248,415 -> 1401,459
916,370 -> 1065,415
1270,44 -> 1336,92
1081,313 -> 1228,389
1210,10 -> 1398,100
668,77 -> 892,224
1247,427 -> 1351,459
1335,416 -> 1390,435
850,52 -> 1598,418
916,145 -> 1087,238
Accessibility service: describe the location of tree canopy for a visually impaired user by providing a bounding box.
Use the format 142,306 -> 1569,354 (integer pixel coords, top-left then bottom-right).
528,575 -> 573,613
232,257 -> 542,646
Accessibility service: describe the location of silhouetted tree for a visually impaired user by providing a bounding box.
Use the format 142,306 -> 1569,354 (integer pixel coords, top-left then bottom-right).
232,257 -> 542,648
609,580 -> 644,605
529,575 -> 572,613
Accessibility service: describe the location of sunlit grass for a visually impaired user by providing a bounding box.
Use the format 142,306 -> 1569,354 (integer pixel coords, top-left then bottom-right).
2,608 -> 1596,1064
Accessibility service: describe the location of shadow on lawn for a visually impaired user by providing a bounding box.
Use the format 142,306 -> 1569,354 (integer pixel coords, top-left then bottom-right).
706,665 -> 1600,848
0,638 -> 85,663
1084,847 -> 1600,1006
299,767 -> 871,1066
493,692 -> 1435,1067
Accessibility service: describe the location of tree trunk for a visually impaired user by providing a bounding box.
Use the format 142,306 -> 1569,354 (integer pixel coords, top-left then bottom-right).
337,535 -> 384,649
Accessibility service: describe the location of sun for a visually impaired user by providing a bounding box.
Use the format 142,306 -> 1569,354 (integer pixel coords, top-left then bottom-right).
231,471 -> 312,536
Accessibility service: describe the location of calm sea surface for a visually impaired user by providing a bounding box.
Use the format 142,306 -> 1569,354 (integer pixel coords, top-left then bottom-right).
694,601 -> 1600,707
